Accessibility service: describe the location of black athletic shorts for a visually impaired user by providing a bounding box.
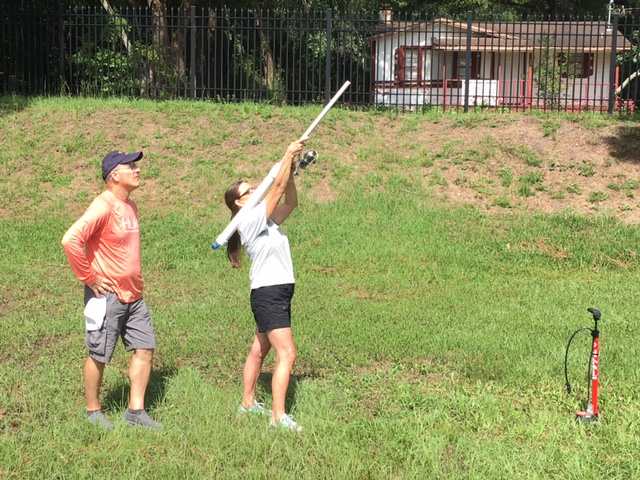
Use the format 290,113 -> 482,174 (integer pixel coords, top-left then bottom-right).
250,283 -> 295,333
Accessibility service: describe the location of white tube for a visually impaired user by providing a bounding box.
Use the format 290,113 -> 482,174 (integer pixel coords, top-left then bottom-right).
212,81 -> 351,250
300,81 -> 351,140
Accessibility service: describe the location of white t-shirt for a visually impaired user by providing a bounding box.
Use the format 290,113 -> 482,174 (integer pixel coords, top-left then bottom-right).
237,202 -> 295,289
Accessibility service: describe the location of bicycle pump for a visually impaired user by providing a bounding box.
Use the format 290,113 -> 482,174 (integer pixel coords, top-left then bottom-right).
564,308 -> 602,424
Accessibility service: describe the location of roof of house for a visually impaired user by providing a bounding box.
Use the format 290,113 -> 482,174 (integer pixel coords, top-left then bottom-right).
366,18 -> 632,51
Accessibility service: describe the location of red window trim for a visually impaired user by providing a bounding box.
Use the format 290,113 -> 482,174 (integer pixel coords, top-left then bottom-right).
394,45 -> 439,87
395,47 -> 488,86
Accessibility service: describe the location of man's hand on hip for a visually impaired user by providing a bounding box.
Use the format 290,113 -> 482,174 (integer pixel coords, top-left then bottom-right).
89,276 -> 114,297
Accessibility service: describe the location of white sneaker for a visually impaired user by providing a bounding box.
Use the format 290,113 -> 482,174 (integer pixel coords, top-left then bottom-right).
269,413 -> 303,432
238,401 -> 271,416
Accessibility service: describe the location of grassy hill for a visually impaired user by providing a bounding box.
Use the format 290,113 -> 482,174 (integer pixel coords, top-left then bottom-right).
3,96 -> 640,223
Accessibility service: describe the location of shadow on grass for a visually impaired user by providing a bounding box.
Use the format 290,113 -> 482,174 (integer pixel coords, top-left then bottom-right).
102,365 -> 177,412
601,123 -> 640,164
0,95 -> 31,116
257,373 -> 314,412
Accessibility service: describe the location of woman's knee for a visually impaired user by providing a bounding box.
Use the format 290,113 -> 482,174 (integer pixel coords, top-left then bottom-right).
249,343 -> 270,361
278,345 -> 296,366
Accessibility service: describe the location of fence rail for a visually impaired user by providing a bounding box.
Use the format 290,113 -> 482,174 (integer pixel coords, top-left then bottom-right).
1,6 -> 639,113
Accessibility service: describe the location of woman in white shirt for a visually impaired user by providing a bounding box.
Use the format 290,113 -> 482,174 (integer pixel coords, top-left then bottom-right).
224,139 -> 307,432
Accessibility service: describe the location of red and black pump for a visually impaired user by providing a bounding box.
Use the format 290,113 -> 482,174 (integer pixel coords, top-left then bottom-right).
564,308 -> 602,424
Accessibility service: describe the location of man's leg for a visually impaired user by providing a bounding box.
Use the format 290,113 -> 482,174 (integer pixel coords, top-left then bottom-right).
84,356 -> 106,411
120,298 -> 161,428
123,348 -> 161,429
242,330 -> 271,408
84,356 -> 113,430
128,348 -> 154,410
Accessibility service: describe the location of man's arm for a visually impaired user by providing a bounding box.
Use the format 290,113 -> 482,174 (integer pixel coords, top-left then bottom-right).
61,199 -> 114,296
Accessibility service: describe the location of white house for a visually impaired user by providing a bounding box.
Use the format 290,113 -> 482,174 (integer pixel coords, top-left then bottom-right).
367,17 -> 632,110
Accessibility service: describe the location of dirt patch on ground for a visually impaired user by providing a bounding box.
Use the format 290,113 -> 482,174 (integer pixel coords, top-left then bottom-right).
409,115 -> 640,223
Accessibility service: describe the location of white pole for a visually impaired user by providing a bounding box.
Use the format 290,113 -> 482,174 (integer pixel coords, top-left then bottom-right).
300,80 -> 351,140
212,81 -> 351,250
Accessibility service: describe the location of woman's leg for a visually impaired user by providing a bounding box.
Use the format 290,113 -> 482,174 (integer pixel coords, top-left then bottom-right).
241,329 -> 271,408
265,327 -> 296,421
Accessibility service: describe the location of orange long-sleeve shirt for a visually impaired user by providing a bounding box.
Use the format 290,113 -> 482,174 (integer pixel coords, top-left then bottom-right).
61,190 -> 144,303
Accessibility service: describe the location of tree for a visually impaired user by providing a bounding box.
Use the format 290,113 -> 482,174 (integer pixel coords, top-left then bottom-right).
531,35 -> 571,110
615,29 -> 640,108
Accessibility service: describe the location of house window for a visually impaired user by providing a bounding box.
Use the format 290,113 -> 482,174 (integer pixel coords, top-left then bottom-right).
559,53 -> 594,78
394,46 -> 444,87
402,48 -> 420,84
452,52 -> 482,80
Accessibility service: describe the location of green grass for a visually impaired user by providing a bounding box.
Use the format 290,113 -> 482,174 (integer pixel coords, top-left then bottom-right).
2,97 -> 640,479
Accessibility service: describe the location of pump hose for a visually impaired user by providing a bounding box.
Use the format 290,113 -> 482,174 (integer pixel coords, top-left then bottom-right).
564,327 -> 592,394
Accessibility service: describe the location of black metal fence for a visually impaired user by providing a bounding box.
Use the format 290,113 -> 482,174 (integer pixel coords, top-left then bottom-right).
1,6 -> 640,113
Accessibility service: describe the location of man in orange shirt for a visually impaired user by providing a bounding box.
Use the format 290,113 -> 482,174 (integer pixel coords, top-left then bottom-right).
62,150 -> 161,431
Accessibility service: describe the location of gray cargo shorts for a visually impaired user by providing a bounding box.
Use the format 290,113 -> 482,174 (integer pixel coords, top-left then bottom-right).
84,286 -> 156,363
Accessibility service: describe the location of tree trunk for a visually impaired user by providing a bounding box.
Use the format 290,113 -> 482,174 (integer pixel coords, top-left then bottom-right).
102,0 -> 154,96
148,0 -> 167,46
254,10 -> 275,91
615,71 -> 640,96
146,0 -> 169,97
100,0 -> 132,54
253,8 -> 285,102
172,0 -> 196,79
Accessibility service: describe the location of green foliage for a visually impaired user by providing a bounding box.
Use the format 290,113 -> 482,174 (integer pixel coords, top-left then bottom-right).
566,183 -> 582,194
493,196 -> 511,207
616,29 -> 640,102
579,161 -> 596,177
3,0 -> 619,19
531,35 -> 572,111
541,118 -> 561,139
518,170 -> 544,196
497,168 -> 513,187
68,12 -> 187,98
588,190 -> 609,202
618,30 -> 640,65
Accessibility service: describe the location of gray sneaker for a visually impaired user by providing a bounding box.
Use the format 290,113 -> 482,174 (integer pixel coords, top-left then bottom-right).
86,410 -> 114,431
123,409 -> 162,430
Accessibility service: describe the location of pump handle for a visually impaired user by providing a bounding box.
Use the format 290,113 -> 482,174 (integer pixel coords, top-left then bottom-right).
587,308 -> 601,321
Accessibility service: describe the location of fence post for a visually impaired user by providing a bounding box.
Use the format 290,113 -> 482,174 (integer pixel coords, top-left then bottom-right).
190,6 -> 196,100
607,13 -> 619,114
325,8 -> 332,106
464,11 -> 472,113
58,4 -> 65,92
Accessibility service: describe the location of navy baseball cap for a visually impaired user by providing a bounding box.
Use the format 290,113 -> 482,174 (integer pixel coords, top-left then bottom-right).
102,150 -> 144,180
